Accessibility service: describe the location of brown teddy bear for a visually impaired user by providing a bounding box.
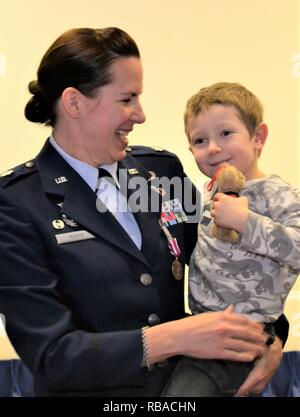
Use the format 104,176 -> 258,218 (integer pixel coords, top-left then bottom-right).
209,164 -> 246,243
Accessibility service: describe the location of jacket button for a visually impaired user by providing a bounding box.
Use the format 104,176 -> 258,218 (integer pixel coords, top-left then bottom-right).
140,273 -> 152,286
147,313 -> 160,326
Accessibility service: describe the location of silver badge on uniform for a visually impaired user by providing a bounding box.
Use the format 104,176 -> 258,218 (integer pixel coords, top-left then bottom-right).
62,214 -> 79,227
151,185 -> 166,197
55,176 -> 68,184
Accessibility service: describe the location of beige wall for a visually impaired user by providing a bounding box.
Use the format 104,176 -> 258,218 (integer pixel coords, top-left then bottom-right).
0,0 -> 299,358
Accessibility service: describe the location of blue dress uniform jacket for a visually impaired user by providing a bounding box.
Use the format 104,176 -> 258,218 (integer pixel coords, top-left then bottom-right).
0,139 -> 199,397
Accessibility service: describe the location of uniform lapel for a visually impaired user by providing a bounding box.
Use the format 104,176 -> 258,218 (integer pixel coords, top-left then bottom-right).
118,154 -> 163,267
35,139 -> 148,265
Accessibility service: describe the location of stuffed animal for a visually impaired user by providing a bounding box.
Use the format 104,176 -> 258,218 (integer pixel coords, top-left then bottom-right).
209,164 -> 246,243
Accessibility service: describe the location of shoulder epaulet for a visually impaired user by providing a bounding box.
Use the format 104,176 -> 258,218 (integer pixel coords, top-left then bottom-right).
0,160 -> 37,188
126,145 -> 177,158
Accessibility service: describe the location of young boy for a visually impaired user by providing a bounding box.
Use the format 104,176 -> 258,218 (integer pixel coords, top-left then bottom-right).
162,82 -> 300,397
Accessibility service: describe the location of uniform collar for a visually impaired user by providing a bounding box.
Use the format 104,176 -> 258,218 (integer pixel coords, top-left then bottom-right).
49,134 -> 119,191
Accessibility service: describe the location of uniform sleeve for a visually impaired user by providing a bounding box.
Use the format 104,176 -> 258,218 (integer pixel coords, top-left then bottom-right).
240,185 -> 300,272
0,190 -> 145,391
182,172 -> 201,263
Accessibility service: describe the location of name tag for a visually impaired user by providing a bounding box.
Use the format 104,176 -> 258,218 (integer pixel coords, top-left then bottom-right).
55,230 -> 95,245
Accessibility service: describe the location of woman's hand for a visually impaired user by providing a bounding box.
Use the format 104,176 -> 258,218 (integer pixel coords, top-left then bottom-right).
235,336 -> 283,396
147,305 -> 267,364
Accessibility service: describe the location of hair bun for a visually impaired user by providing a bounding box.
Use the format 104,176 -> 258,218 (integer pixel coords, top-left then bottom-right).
28,80 -> 42,96
25,80 -> 51,124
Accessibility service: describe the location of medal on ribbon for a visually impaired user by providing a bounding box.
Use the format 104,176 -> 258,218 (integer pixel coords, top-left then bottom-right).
159,219 -> 183,280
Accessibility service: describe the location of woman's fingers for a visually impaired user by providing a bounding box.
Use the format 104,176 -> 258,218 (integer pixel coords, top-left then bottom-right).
180,309 -> 267,360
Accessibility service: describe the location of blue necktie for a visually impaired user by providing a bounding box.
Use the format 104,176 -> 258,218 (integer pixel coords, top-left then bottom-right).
96,168 -> 142,249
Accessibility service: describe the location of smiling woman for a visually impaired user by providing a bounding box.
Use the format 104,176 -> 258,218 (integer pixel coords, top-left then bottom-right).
55,57 -> 145,166
24,28 -> 145,167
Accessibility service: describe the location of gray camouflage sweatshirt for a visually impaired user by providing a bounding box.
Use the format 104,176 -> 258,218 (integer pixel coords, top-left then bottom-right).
189,175 -> 300,322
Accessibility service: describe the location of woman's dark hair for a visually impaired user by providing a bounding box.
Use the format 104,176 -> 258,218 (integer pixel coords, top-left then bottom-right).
25,27 -> 140,126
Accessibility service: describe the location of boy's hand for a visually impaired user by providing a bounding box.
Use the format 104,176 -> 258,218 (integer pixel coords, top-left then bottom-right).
235,336 -> 283,396
211,193 -> 249,233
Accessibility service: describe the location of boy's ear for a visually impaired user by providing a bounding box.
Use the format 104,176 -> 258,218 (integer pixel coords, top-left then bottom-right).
253,123 -> 268,152
60,87 -> 82,119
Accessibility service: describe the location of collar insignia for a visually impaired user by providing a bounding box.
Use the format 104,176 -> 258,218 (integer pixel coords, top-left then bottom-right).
55,176 -> 68,184
128,168 -> 139,175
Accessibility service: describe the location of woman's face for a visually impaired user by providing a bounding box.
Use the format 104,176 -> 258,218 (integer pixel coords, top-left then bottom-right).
73,57 -> 145,166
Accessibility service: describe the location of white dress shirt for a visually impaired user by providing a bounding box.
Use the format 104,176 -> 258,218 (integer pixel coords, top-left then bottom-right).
50,134 -> 142,249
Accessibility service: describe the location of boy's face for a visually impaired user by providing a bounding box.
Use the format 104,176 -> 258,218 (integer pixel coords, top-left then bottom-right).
187,104 -> 267,180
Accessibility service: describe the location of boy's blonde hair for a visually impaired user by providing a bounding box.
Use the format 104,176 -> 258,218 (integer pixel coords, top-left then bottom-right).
184,82 -> 263,139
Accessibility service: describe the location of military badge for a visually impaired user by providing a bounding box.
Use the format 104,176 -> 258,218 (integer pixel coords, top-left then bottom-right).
52,220 -> 65,230
62,214 -> 79,227
159,219 -> 183,280
160,198 -> 188,227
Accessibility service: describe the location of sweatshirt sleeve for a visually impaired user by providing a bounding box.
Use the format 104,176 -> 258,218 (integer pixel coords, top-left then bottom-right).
240,181 -> 300,272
